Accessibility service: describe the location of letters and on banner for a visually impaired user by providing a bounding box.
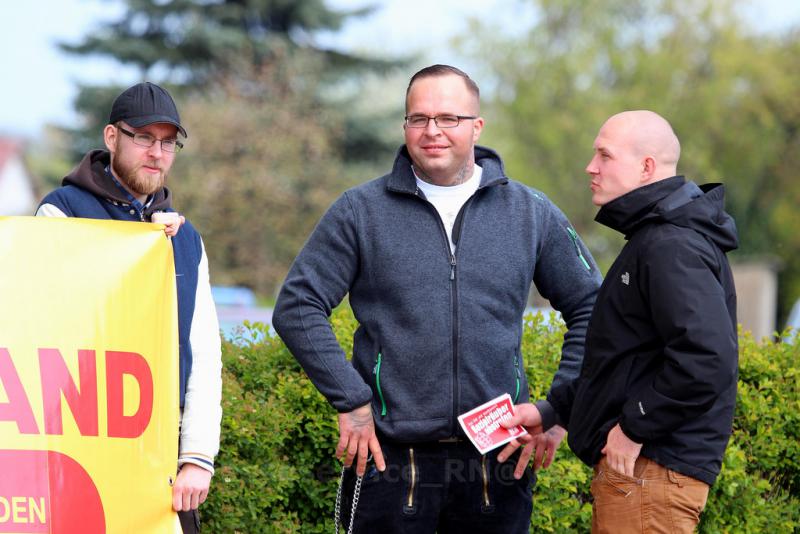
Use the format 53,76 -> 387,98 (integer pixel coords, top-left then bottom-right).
0,216 -> 180,533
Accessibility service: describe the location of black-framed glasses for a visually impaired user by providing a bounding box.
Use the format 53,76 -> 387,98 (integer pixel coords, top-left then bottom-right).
404,114 -> 477,128
117,126 -> 184,153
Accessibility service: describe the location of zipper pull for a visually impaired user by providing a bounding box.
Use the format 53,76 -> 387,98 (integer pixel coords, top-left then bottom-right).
450,255 -> 456,281
566,227 -> 592,271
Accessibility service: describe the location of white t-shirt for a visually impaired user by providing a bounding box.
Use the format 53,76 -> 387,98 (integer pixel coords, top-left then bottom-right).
414,164 -> 482,253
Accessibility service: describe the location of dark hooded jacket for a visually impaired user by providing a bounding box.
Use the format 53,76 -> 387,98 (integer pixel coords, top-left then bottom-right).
547,176 -> 738,485
37,150 -> 202,409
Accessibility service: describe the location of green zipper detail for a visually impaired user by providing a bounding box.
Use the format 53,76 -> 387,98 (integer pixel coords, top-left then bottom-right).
566,227 -> 591,271
513,356 -> 521,403
374,352 -> 387,417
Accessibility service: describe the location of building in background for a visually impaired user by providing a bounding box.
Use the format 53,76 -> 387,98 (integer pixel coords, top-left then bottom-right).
0,138 -> 36,215
731,261 -> 781,341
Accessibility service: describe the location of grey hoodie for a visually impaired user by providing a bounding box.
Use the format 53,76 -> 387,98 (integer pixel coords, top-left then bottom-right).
273,145 -> 601,441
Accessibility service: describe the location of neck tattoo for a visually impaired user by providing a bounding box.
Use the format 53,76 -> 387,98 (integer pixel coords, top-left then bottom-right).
413,162 -> 473,187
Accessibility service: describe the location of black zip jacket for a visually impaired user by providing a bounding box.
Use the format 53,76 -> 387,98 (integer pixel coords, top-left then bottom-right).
547,176 -> 738,485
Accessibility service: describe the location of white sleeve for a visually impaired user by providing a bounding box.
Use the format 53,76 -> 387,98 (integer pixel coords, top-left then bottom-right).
38,201 -> 223,471
178,238 -> 223,474
35,204 -> 67,217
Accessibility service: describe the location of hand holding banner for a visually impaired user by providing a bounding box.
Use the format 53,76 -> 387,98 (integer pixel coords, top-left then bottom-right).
0,216 -> 180,533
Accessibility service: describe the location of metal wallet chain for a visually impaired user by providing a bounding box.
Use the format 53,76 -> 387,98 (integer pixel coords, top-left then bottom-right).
334,459 -> 367,534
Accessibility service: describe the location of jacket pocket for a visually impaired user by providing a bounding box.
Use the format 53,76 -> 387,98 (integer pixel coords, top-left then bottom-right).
511,351 -> 522,403
373,351 -> 387,417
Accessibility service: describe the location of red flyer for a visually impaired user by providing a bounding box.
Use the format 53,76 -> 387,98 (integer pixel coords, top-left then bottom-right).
458,393 -> 528,454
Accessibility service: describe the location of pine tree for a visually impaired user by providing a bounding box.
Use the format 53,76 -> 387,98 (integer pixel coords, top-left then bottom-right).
59,0 -> 400,158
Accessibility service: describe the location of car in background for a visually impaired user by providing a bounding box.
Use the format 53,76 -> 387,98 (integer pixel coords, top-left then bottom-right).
211,286 -> 273,342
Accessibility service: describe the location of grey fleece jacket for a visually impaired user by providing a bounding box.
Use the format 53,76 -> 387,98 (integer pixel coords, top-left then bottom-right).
273,145 -> 601,442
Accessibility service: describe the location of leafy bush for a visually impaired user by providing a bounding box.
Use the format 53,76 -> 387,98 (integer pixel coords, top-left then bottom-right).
699,329 -> 800,533
203,311 -> 800,532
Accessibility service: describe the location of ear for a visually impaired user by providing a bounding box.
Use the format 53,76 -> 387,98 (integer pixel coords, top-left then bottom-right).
103,124 -> 118,154
641,156 -> 656,182
472,116 -> 485,143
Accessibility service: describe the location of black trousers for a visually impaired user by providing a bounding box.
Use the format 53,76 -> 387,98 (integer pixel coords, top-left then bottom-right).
339,439 -> 535,533
178,509 -> 201,533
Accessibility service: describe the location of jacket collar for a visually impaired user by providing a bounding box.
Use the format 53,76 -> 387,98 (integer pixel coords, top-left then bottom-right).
386,144 -> 509,194
594,176 -> 739,252
595,176 -> 686,237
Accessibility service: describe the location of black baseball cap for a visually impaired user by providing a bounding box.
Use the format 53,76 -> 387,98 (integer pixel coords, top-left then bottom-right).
109,82 -> 187,138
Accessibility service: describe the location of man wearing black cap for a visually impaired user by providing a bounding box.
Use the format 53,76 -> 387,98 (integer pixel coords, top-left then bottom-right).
36,82 -> 222,533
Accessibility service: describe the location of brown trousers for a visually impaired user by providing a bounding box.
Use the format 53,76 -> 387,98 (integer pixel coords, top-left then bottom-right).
591,456 -> 709,534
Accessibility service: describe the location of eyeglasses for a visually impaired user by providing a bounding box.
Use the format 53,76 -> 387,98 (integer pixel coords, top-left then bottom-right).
117,126 -> 184,153
404,115 -> 477,128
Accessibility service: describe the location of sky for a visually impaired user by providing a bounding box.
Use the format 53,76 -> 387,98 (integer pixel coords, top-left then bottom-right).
1,0 -> 798,139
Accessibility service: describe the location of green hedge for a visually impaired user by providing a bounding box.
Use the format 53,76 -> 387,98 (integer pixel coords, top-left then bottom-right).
203,309 -> 800,533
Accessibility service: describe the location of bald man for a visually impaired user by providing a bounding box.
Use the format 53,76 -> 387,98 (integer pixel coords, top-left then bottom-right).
500,110 -> 739,533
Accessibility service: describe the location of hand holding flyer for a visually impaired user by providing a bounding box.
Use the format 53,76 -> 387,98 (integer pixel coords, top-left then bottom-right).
458,393 -> 528,454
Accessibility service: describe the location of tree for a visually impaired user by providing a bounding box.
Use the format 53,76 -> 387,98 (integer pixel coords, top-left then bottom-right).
170,54 -> 355,296
58,0 -> 403,296
60,0 -> 388,84
466,0 -> 800,318
59,0 -> 401,161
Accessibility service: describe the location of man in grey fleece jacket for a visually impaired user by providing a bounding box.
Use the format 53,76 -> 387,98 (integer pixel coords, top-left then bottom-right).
273,64 -> 601,533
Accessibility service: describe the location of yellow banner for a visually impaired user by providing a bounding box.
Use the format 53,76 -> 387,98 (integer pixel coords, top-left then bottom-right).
0,216 -> 180,533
